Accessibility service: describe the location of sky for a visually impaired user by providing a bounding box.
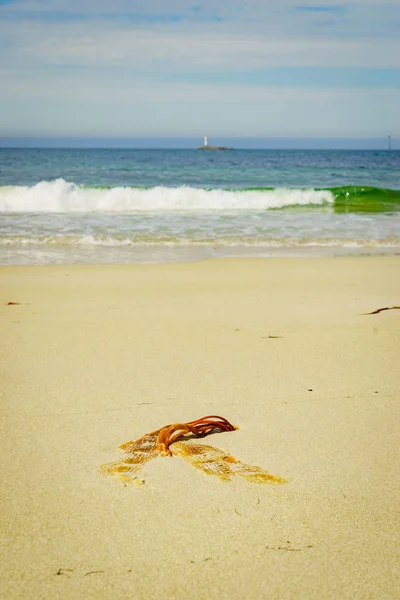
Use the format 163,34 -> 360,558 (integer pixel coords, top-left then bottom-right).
0,0 -> 399,147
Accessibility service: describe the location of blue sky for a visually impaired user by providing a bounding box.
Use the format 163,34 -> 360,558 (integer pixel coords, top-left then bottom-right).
0,0 -> 399,146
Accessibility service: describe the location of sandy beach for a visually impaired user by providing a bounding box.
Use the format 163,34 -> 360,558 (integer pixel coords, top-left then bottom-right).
1,256 -> 399,599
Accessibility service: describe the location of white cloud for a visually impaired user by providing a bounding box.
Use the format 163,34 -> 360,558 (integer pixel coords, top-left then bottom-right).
1,0 -> 399,137
1,65 -> 398,136
1,0 -> 399,73
4,0 -> 399,15
1,17 -> 400,71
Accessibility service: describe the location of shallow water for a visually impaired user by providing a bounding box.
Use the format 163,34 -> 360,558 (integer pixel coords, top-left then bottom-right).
1,148 -> 399,264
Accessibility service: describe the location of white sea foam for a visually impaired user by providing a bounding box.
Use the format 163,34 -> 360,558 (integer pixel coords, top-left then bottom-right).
0,179 -> 334,212
1,236 -> 398,248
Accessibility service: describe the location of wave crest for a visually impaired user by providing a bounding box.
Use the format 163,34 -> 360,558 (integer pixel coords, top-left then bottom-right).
0,179 -> 334,213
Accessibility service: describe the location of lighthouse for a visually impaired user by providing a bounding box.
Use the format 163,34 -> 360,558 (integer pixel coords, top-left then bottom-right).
197,137 -> 232,150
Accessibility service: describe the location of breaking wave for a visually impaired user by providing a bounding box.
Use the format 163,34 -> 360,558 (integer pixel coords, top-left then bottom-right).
0,179 -> 334,212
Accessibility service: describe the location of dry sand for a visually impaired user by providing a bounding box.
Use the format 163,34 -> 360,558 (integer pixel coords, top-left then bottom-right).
1,257 -> 399,599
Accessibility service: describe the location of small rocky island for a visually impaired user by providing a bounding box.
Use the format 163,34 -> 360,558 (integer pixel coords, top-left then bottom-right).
197,137 -> 233,151
197,145 -> 233,151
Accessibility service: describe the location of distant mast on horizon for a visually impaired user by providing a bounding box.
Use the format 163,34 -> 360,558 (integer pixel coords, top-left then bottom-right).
388,135 -> 392,151
204,136 -> 208,147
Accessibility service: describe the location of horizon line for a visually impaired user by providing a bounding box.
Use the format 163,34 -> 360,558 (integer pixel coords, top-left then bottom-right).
0,135 -> 397,151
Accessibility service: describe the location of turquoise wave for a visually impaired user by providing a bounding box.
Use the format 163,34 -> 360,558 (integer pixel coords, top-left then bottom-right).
239,186 -> 400,213
329,186 -> 400,213
2,181 -> 398,214
88,185 -> 400,213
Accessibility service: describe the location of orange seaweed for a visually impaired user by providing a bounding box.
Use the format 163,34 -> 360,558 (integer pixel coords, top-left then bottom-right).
100,415 -> 287,486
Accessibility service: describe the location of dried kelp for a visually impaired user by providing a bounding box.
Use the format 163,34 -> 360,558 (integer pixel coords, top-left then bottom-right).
362,306 -> 400,315
100,415 -> 287,486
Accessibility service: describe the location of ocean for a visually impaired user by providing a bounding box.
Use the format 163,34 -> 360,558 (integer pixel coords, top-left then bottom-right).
1,147 -> 399,265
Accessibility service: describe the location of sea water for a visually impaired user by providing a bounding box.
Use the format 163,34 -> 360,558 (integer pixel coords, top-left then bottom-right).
1,148 -> 399,265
